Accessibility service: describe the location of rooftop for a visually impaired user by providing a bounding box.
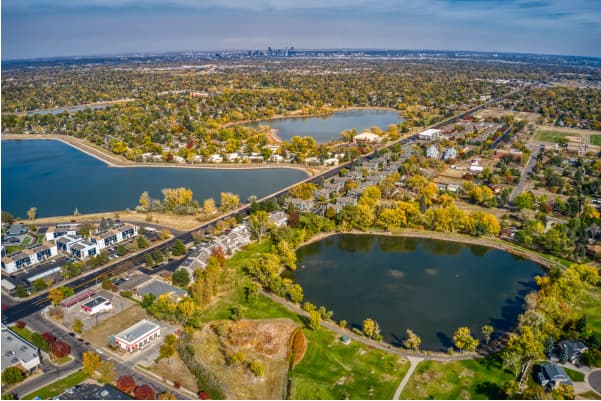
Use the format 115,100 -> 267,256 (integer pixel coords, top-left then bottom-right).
137,280 -> 187,299
114,319 -> 160,345
1,325 -> 40,369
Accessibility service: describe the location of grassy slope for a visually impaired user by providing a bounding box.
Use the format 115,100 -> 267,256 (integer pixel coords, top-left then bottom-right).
291,328 -> 409,400
400,354 -> 513,400
574,286 -> 601,334
22,370 -> 88,400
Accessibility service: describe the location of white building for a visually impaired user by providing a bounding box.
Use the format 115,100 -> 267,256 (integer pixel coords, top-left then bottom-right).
1,326 -> 41,374
443,147 -> 458,160
353,132 -> 383,144
207,154 -> 223,163
45,226 -> 78,241
56,235 -> 99,260
113,320 -> 161,352
323,158 -> 339,166
1,242 -> 59,273
81,296 -> 113,315
426,145 -> 440,159
418,128 -> 441,141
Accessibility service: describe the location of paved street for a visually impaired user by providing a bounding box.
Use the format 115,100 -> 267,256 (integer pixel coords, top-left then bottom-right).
509,144 -> 541,202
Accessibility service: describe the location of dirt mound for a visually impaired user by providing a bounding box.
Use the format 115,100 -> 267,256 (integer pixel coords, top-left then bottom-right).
222,318 -> 298,360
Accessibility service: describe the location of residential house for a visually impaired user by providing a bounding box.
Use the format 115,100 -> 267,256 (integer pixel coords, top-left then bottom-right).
536,363 -> 573,390
443,147 -> 458,160
557,340 -> 588,364
136,280 -> 187,302
426,145 -> 440,159
286,198 -> 314,212
1,242 -> 58,273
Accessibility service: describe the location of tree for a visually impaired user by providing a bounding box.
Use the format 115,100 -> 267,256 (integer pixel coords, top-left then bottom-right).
203,198 -> 216,215
220,192 -> 240,211
48,288 -> 64,305
145,254 -> 155,268
249,360 -> 265,377
138,191 -> 150,211
362,318 -> 381,340
158,392 -> 177,400
32,278 -> 47,292
172,268 -> 191,287
404,329 -> 422,351
249,211 -> 270,240
308,310 -> 321,330
117,245 -> 127,256
27,207 -> 37,220
277,240 -> 297,270
72,318 -> 83,334
137,236 -> 150,249
159,340 -> 176,360
339,320 -> 347,329
161,229 -> 171,240
1,367 -> 24,385
559,345 -> 569,364
98,360 -> 115,383
152,250 -> 165,264
50,340 -> 71,359
101,276 -> 113,291
481,325 -> 494,345
502,326 -> 543,376
82,351 -> 102,376
134,385 -> 155,400
172,239 -> 186,256
453,326 -> 479,353
116,375 -> 137,394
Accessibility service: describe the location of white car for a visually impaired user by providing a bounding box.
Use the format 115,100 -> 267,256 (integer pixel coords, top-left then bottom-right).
95,348 -> 104,354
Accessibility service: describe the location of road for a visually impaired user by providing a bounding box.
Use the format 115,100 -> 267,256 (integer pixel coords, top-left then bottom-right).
8,313 -> 191,400
509,144 -> 541,202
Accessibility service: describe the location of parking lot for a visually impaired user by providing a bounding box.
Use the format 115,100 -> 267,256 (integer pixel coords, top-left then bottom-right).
61,289 -> 135,333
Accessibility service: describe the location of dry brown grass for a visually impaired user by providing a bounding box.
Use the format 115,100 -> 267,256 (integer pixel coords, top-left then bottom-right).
474,109 -> 541,123
191,318 -> 298,400
81,305 -> 149,346
149,353 -> 199,394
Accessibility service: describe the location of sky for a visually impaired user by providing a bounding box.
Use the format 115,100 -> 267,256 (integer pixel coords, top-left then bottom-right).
2,0 -> 601,60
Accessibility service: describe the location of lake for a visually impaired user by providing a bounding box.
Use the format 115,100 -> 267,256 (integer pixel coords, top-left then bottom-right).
245,109 -> 403,142
1,140 -> 307,218
292,234 -> 542,351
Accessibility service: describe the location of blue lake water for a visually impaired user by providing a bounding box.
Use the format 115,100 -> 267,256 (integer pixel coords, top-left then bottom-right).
245,109 -> 403,142
292,234 -> 542,351
1,140 -> 307,218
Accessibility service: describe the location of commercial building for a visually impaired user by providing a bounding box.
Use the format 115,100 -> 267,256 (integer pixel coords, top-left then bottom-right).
113,320 -> 161,352
81,296 -> 113,315
418,128 -> 441,141
353,132 -> 383,144
1,325 -> 41,375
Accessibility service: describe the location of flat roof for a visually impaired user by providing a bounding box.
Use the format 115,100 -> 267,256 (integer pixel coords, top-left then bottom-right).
115,319 -> 160,345
1,326 -> 39,368
137,280 -> 187,298
83,296 -> 110,309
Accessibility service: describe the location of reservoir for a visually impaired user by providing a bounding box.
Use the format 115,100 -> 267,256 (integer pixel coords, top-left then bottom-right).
293,234 -> 542,351
246,109 -> 403,143
1,140 -> 307,218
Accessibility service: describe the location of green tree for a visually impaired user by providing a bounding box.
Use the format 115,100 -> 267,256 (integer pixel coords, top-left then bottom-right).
1,367 -> 24,385
481,325 -> 494,345
145,254 -> 155,268
362,318 -> 381,339
117,245 -> 127,256
172,239 -> 186,256
137,236 -> 150,249
453,326 -> 479,353
72,318 -> 83,334
32,279 -> 47,292
249,211 -> 271,240
404,329 -> 422,351
172,268 -> 191,288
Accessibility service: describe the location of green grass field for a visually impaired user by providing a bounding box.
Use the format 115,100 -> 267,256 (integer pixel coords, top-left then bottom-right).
590,135 -> 601,146
574,287 -> 601,335
536,130 -> 575,143
10,326 -> 50,352
400,354 -> 514,400
22,370 -> 88,400
290,328 -> 409,400
564,367 -> 585,382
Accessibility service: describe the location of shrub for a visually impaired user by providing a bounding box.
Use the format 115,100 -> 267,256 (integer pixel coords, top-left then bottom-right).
116,375 -> 137,394
50,340 -> 71,359
41,332 -> 56,344
1,367 -> 24,385
15,320 -> 26,329
134,385 -> 155,400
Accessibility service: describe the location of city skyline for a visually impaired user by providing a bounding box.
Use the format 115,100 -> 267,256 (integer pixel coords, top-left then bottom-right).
2,0 -> 601,60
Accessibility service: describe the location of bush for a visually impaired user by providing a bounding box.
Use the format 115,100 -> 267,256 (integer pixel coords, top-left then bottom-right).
15,320 -> 26,329
50,340 -> 71,359
1,367 -> 24,385
581,349 -> 601,368
116,375 -> 137,394
172,240 -> 186,256
134,385 -> 155,400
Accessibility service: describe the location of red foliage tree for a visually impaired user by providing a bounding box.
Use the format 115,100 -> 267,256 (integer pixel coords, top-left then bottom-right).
49,340 -> 71,358
167,153 -> 174,162
134,385 -> 155,400
210,246 -> 226,264
41,332 -> 57,344
116,375 -> 137,394
287,211 -> 300,228
15,320 -> 26,329
199,391 -> 210,400
173,381 -> 181,389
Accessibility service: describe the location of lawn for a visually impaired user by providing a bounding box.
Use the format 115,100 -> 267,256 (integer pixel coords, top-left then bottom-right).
21,236 -> 32,245
290,328 -> 409,400
574,287 -> 601,335
564,367 -> 585,382
10,326 -> 50,352
22,370 -> 88,400
400,354 -> 514,400
536,130 -> 576,143
591,134 -> 601,146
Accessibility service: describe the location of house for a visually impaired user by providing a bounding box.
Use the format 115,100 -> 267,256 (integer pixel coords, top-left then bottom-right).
112,319 -> 161,352
172,155 -> 186,164
418,128 -> 441,141
353,132 -> 383,144
426,145 -> 440,159
269,154 -> 285,163
207,154 -> 223,163
443,147 -> 458,160
469,164 -> 484,174
536,363 -> 573,389
286,198 -> 314,212
446,184 -> 461,193
45,226 -> 78,241
136,280 -> 187,301
81,296 -> 113,315
268,211 -> 288,228
192,155 -> 204,163
557,340 -> 588,364
304,157 -> 321,165
1,325 -> 41,375
323,158 -> 339,166
5,223 -> 27,238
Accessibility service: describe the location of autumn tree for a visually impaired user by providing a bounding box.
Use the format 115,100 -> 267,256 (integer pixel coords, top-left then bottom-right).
116,375 -> 137,394
82,351 -> 102,376
249,210 -> 271,240
404,329 -> 422,351
289,183 -> 317,200
138,191 -> 150,211
362,318 -> 381,340
72,318 -> 83,334
308,310 -> 321,330
481,325 -> 494,345
453,326 -> 479,353
27,207 -> 37,220
220,192 -> 240,211
276,240 -> 297,270
48,288 -> 65,305
203,198 -> 216,214
134,385 -> 155,400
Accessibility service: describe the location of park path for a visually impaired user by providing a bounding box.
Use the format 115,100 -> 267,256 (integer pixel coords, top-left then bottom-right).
393,356 -> 423,400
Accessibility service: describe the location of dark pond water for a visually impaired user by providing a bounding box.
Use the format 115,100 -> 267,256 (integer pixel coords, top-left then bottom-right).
1,140 -> 307,218
245,109 -> 403,142
292,234 -> 542,351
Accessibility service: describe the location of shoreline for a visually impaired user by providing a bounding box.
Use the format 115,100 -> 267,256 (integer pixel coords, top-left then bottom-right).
1,134 -> 317,176
298,229 -> 563,271
5,98 -> 136,116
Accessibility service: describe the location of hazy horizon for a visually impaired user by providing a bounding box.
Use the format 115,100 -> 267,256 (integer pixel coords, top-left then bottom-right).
2,0 -> 601,60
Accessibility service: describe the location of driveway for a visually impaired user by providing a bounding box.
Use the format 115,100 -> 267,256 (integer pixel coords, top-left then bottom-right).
589,370 -> 601,395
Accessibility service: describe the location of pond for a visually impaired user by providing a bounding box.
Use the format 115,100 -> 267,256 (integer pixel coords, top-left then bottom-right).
292,234 -> 542,351
1,140 -> 307,218
245,109 -> 403,143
